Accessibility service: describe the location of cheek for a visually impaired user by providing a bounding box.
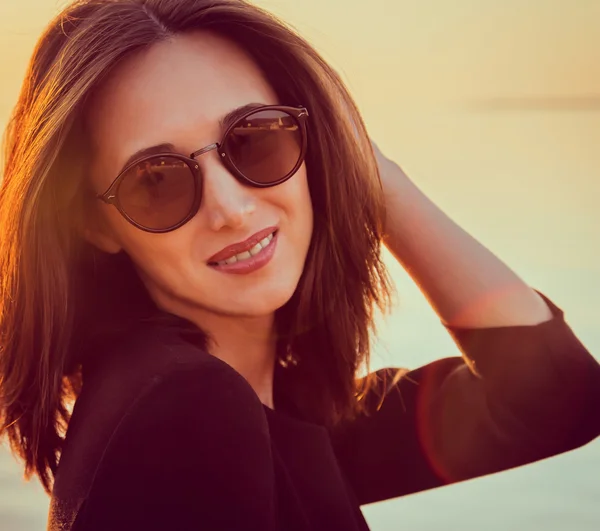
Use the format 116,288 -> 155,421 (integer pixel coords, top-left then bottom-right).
97,202 -> 148,251
121,229 -> 196,299
103,204 -> 188,270
291,170 -> 313,236
280,167 -> 313,222
126,229 -> 189,264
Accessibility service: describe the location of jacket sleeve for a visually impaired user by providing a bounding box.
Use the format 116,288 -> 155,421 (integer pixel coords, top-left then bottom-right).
329,291 -> 600,506
72,359 -> 277,531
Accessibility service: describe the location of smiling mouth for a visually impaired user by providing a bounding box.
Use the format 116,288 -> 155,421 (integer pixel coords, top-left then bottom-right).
208,230 -> 277,267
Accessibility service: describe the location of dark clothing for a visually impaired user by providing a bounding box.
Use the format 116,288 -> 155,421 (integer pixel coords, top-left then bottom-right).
48,292 -> 600,530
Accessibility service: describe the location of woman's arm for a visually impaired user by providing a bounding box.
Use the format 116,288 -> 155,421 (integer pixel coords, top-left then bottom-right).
71,363 -> 277,531
372,143 -> 553,329
330,294 -> 600,505
327,146 -> 600,505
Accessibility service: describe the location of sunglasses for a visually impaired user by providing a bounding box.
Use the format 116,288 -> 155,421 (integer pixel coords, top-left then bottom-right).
96,105 -> 309,233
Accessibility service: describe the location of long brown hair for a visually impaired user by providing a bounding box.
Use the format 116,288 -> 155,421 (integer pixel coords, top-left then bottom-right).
0,0 -> 394,494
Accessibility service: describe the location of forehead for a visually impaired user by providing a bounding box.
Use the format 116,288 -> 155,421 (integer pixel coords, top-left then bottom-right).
85,31 -> 278,177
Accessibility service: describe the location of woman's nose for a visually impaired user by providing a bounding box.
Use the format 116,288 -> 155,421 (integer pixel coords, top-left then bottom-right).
200,157 -> 257,231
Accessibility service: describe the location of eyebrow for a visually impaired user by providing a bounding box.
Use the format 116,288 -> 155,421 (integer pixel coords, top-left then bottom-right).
117,102 -> 268,174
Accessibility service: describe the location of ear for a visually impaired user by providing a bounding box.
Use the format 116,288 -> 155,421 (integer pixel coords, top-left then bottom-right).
82,207 -> 122,254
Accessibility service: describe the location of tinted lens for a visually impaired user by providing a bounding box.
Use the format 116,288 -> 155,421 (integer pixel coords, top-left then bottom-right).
223,109 -> 302,184
117,156 -> 196,230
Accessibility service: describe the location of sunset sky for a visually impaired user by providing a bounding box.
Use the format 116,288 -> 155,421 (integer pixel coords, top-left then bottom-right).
0,1 -> 599,530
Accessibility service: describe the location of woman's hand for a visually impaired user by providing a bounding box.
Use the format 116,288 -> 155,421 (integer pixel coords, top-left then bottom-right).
369,137 -> 552,328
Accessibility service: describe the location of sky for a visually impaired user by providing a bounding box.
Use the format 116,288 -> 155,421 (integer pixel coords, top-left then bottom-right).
0,1 -> 599,530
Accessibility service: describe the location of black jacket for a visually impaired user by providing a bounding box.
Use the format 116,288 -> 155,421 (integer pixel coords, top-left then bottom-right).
48,292 -> 600,530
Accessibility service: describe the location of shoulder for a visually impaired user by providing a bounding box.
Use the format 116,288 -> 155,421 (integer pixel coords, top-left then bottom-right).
67,321 -> 266,448
77,321 -> 251,412
74,336 -> 274,529
53,323 -> 267,501
97,353 -> 271,468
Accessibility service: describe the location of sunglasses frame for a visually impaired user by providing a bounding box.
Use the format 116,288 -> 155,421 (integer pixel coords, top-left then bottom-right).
96,104 -> 309,233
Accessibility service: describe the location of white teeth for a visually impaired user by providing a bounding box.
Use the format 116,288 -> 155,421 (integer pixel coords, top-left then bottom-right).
249,243 -> 263,256
216,231 -> 275,266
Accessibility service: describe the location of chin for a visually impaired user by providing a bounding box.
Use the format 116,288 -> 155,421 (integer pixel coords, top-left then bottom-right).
222,279 -> 299,317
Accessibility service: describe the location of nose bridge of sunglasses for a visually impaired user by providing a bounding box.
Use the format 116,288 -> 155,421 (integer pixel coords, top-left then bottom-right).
189,143 -> 236,185
190,142 -> 220,159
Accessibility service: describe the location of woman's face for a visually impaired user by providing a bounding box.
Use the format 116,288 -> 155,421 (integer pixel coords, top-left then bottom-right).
85,32 -> 313,321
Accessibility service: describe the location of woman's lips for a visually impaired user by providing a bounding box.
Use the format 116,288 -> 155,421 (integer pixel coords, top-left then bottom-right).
208,230 -> 278,275
207,225 -> 278,263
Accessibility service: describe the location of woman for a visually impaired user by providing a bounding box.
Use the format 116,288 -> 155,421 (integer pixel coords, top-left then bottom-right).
0,0 -> 598,529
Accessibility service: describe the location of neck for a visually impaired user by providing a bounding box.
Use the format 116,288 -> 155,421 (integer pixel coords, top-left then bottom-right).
201,312 -> 278,409
158,300 -> 277,408
144,276 -> 279,408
